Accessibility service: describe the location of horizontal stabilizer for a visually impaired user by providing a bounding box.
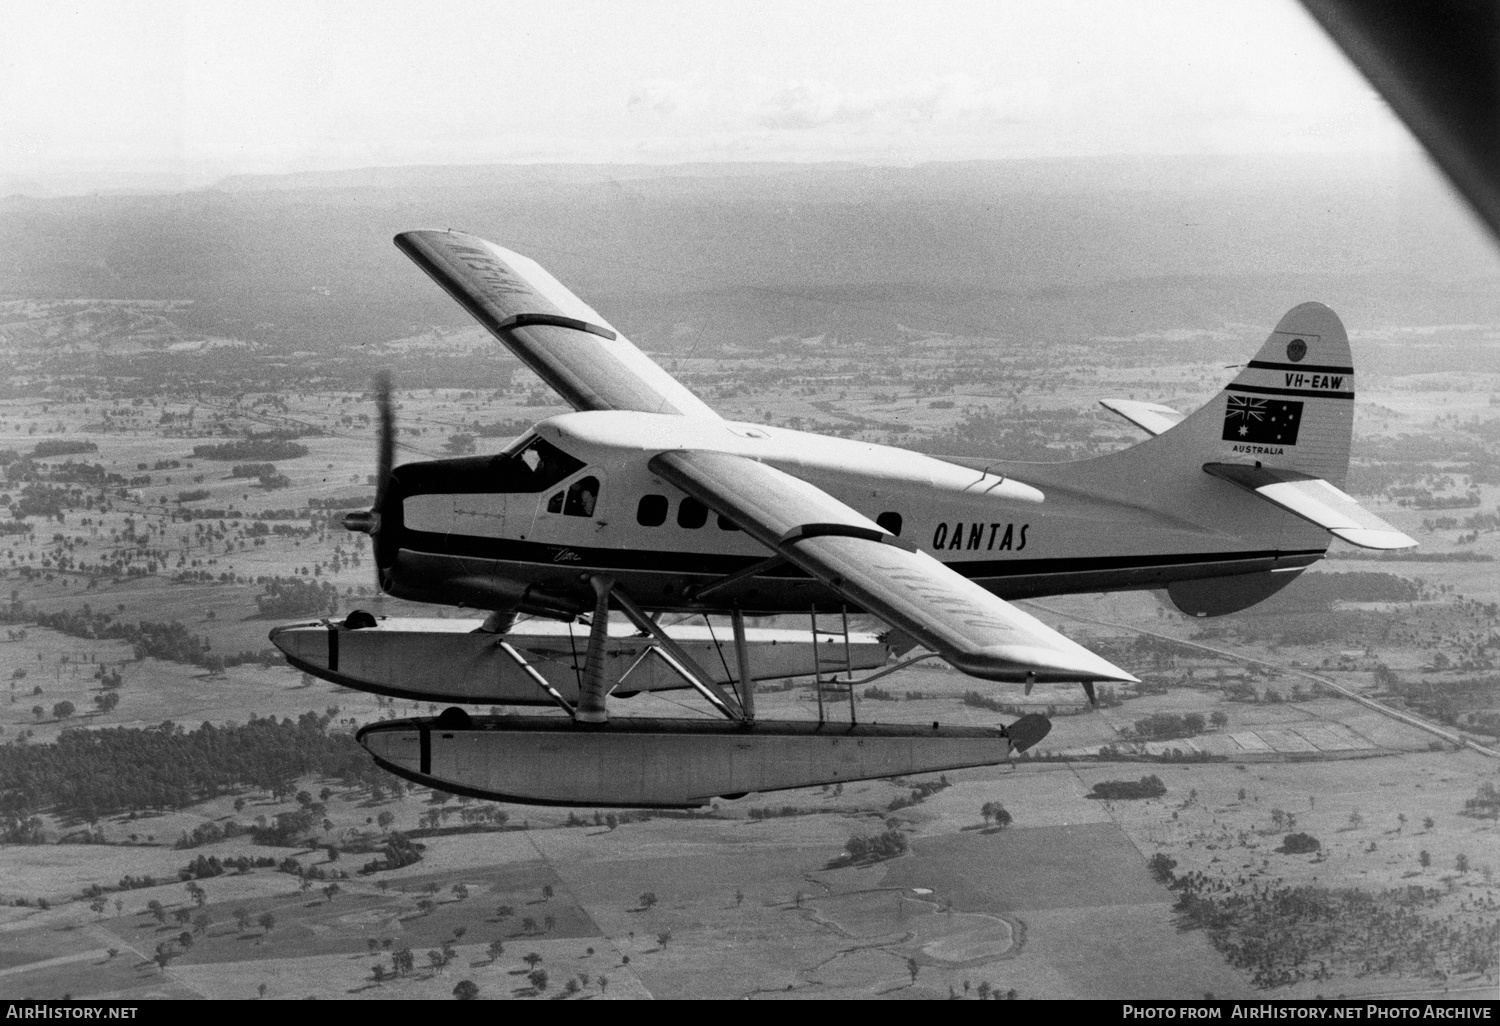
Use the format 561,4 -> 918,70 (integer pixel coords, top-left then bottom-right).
1204,463 -> 1417,550
1099,399 -> 1185,436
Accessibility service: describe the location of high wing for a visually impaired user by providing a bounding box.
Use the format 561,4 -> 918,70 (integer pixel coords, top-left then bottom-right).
395,231 -> 719,418
650,450 -> 1138,684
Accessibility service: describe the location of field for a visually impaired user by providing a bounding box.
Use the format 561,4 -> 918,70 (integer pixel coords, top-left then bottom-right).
1,271 -> 1499,999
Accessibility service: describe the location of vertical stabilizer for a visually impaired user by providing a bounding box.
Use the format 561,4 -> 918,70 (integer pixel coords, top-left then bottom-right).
1211,302 -> 1354,486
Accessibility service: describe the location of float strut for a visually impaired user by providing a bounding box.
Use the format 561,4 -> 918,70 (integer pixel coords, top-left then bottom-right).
576,575 -> 614,724
609,584 -> 744,720
495,641 -> 574,717
731,608 -> 755,721
843,605 -> 856,724
811,606 -> 825,725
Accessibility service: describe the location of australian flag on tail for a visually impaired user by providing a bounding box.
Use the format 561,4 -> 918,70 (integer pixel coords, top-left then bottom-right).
1222,394 -> 1303,445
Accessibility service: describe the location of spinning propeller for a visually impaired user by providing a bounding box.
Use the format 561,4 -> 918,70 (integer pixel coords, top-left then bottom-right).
342,374 -> 394,594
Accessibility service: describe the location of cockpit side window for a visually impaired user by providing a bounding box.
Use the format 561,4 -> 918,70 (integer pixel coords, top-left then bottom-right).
564,476 -> 600,517
493,436 -> 585,492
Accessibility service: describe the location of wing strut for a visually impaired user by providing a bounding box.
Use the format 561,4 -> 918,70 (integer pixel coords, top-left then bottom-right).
690,555 -> 788,605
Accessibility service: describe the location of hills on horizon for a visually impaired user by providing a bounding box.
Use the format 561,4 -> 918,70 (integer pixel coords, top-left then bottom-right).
3,154 -> 1498,376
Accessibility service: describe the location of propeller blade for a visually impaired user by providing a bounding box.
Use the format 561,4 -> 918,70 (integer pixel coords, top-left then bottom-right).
344,373 -> 393,551
374,371 -> 394,511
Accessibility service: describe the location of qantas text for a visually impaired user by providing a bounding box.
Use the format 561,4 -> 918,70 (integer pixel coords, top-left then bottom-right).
931,522 -> 1028,552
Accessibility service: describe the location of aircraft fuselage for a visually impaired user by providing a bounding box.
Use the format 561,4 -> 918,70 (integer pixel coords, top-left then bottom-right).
374,410 -> 1327,616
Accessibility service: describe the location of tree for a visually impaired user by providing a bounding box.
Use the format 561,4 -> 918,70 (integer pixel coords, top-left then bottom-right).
656,930 -> 672,950
543,915 -> 555,933
528,968 -> 548,992
257,911 -> 275,935
234,907 -> 252,931
147,899 -> 166,924
523,952 -> 543,969
486,939 -> 504,963
907,957 -> 920,984
1209,711 -> 1229,730
31,705 -> 43,721
393,948 -> 415,976
377,810 -> 395,831
452,883 -> 469,901
1420,850 -> 1432,869
1456,853 -> 1470,873
1423,816 -> 1435,831
427,949 -> 447,974
193,912 -> 210,935
371,964 -> 388,984
52,700 -> 75,720
495,904 -> 514,919
520,915 -> 537,934
323,882 -> 341,903
1281,832 -> 1321,854
638,891 -> 658,910
993,807 -> 1012,829
153,951 -> 172,973
735,888 -> 744,907
453,979 -> 479,1000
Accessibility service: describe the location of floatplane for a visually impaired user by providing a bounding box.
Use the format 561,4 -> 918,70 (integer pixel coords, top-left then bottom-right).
271,229 -> 1414,807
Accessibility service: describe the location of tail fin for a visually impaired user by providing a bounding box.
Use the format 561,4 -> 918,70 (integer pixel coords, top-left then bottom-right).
1154,302 -> 1355,487
1211,302 -> 1354,486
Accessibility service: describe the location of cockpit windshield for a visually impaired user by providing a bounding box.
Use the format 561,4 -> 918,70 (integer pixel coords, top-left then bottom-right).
492,435 -> 585,492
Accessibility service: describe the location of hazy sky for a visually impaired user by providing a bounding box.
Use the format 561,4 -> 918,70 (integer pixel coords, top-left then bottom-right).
2,0 -> 1416,193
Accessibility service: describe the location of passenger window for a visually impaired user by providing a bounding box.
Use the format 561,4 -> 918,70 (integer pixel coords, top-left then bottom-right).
546,491 -> 564,514
717,515 -> 740,531
677,497 -> 708,529
637,494 -> 668,527
564,476 -> 600,517
877,512 -> 903,536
